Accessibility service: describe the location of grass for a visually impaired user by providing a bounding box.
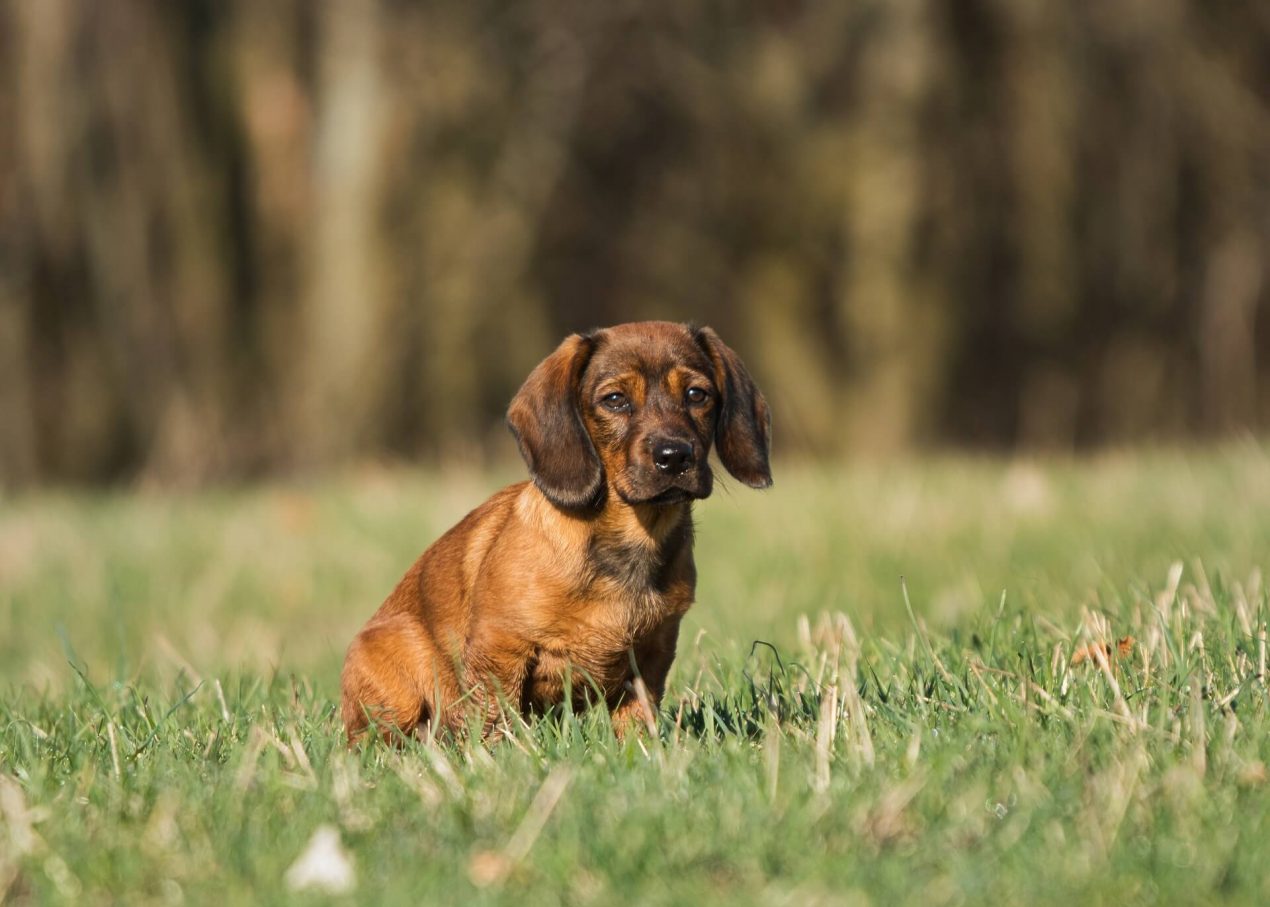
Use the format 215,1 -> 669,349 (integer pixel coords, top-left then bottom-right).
2,444 -> 1270,905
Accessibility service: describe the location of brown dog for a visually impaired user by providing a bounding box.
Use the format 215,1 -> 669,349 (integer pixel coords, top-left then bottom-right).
339,321 -> 771,742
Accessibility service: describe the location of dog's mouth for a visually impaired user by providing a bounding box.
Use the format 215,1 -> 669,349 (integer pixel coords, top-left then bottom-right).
618,471 -> 713,507
640,487 -> 693,506
617,485 -> 693,507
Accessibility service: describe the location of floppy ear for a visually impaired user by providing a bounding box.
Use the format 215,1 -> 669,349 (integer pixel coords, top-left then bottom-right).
506,333 -> 605,509
694,326 -> 772,488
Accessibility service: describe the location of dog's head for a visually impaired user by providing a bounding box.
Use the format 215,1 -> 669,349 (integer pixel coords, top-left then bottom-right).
507,321 -> 771,510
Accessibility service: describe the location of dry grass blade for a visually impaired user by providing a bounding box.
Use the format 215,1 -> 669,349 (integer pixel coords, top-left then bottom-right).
468,767 -> 573,888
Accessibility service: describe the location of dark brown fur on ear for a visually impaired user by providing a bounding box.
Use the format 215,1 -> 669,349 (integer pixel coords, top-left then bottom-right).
694,326 -> 772,488
507,333 -> 605,509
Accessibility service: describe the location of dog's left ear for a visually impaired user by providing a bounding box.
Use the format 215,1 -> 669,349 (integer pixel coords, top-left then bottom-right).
507,333 -> 605,509
694,326 -> 772,488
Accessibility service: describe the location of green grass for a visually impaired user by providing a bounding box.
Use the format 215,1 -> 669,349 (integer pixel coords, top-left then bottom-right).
3,445 -> 1270,905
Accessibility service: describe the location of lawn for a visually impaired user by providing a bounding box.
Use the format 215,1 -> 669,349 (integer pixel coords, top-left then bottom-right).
2,445 -> 1270,905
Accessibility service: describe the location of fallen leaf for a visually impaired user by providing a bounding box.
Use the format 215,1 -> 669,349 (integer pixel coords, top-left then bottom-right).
468,850 -> 513,888
1071,636 -> 1135,667
284,824 -> 355,894
1238,761 -> 1267,787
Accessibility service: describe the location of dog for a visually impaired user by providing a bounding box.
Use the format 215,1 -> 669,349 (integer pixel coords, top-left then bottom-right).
340,321 -> 771,742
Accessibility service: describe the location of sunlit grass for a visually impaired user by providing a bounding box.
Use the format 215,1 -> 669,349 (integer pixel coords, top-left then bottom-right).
2,445 -> 1270,903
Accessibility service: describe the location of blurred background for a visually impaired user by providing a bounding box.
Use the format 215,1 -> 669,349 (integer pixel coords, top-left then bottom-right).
2,0 -> 1268,488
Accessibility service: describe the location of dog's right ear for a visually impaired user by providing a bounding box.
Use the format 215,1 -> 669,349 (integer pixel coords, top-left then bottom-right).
507,333 -> 605,510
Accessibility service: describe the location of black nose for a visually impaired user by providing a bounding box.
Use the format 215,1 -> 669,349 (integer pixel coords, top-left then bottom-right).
652,440 -> 695,475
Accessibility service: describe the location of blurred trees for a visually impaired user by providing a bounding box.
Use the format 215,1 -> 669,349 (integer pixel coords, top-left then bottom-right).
1,0 -> 1267,486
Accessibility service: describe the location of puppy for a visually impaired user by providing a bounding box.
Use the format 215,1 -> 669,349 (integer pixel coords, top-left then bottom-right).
340,321 -> 771,742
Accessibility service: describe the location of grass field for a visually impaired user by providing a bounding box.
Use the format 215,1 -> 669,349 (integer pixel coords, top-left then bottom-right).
3,445 -> 1270,905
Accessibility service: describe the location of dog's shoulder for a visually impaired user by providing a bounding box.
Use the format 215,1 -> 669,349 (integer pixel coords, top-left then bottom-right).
425,481 -> 529,585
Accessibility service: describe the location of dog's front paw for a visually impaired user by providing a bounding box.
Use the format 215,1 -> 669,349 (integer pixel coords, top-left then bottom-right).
610,688 -> 659,739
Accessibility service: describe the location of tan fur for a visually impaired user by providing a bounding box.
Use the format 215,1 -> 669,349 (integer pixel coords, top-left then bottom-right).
340,322 -> 770,742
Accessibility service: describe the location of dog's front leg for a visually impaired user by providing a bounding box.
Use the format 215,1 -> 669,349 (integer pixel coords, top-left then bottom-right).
610,616 -> 682,738
462,638 -> 532,740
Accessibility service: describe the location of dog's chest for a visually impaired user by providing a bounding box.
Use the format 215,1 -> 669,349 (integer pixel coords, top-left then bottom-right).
524,584 -> 690,708
509,505 -> 695,709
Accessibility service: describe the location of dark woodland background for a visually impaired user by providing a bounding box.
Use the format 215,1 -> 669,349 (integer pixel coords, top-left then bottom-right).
1,0 -> 1268,486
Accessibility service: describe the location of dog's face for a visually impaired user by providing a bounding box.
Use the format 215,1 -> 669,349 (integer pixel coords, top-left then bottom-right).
580,323 -> 719,506
507,321 -> 771,510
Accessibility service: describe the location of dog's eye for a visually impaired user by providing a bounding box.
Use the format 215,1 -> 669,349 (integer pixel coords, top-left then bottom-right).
601,392 -> 631,412
685,387 -> 709,405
